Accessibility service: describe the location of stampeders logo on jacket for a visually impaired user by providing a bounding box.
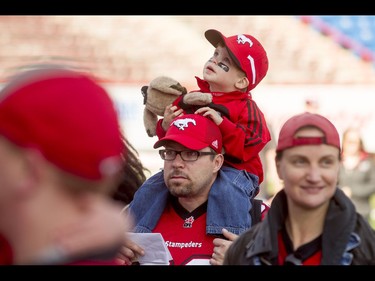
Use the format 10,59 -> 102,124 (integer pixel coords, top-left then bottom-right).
183,216 -> 194,228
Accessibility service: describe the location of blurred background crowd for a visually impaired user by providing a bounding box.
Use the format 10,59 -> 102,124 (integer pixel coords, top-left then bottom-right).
1,15 -> 375,228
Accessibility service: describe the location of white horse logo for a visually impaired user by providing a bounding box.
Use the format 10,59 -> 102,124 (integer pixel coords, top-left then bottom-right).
173,118 -> 196,130
237,34 -> 253,48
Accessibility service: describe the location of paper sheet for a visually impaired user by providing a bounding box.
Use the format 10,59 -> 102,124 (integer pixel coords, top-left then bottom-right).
127,232 -> 172,265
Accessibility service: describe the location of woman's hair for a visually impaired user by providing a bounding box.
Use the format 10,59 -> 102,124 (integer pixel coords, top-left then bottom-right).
112,135 -> 150,205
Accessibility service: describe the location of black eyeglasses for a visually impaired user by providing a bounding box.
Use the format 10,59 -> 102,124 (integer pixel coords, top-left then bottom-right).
159,149 -> 216,162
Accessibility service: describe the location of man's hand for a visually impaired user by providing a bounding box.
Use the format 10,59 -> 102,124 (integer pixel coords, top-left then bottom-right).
116,236 -> 146,265
210,228 -> 238,265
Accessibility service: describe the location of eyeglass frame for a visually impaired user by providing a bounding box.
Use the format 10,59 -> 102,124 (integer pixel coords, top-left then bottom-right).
158,149 -> 217,162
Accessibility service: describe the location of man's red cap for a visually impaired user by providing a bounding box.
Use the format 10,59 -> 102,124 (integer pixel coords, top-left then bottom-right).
154,114 -> 222,154
205,29 -> 269,91
0,66 -> 124,180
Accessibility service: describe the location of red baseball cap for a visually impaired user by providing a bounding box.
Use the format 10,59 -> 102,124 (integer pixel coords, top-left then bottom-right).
205,29 -> 269,91
153,114 -> 222,154
276,112 -> 341,152
0,66 -> 125,180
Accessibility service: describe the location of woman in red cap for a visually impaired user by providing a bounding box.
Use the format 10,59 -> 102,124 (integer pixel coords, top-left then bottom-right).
224,112 -> 375,265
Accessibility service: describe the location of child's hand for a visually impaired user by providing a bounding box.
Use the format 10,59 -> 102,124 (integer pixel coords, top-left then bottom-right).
195,106 -> 223,126
161,104 -> 184,131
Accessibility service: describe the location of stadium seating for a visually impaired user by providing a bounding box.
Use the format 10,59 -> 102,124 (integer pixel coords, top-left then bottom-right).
1,16 -> 375,85
298,16 -> 375,63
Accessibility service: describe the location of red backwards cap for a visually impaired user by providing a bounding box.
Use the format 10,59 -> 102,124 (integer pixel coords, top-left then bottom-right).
276,112 -> 341,152
0,67 -> 124,180
153,114 -> 222,154
205,29 -> 269,91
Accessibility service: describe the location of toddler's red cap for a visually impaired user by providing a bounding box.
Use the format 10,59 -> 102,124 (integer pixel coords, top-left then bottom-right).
276,112 -> 341,152
154,114 -> 222,154
0,67 -> 124,180
205,29 -> 269,91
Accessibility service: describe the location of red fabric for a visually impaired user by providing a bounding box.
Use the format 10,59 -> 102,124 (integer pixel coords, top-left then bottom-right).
276,112 -> 340,152
0,234 -> 13,265
0,68 -> 124,180
154,114 -> 222,154
153,204 -> 214,265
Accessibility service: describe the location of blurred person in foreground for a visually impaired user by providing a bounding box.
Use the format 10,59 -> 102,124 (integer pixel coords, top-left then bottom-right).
117,114 -> 268,265
0,133 -> 147,265
224,112 -> 375,265
0,66 -> 131,265
339,127 -> 375,227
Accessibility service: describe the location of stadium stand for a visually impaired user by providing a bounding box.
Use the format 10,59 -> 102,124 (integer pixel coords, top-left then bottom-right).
298,16 -> 375,64
0,16 -> 375,86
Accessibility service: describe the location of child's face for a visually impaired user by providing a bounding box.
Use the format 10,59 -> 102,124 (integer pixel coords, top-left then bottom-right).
203,44 -> 246,93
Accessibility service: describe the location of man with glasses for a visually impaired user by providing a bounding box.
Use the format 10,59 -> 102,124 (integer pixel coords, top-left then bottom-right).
117,114 -> 263,265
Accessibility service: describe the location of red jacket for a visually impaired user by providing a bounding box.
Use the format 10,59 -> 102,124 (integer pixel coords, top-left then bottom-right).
156,76 -> 271,184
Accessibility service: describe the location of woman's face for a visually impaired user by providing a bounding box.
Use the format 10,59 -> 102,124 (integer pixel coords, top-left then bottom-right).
276,127 -> 340,210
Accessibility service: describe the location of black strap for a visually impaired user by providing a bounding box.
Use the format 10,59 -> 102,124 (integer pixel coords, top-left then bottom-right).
250,198 -> 263,226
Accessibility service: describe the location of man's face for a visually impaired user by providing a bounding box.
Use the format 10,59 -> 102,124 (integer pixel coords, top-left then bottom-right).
161,141 -> 222,205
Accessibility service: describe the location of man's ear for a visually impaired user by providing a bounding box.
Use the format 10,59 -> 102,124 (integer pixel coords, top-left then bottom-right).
213,153 -> 225,173
235,76 -> 249,91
